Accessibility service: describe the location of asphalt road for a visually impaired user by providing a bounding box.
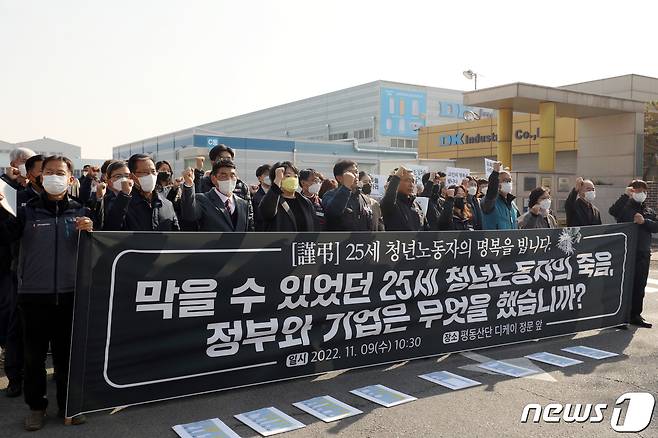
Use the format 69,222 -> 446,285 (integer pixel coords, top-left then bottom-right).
1,275 -> 657,438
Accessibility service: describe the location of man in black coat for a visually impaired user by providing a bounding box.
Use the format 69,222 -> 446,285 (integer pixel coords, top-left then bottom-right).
565,177 -> 601,227
0,155 -> 92,430
609,179 -> 656,328
381,166 -> 434,231
322,160 -> 373,231
181,160 -> 254,232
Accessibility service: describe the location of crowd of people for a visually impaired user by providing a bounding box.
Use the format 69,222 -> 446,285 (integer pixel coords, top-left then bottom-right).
0,144 -> 655,431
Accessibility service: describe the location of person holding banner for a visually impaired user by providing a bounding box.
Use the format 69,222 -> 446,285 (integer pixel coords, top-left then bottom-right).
103,154 -> 180,231
565,177 -> 601,227
0,155 -> 90,430
259,162 -> 316,232
481,161 -> 520,230
518,187 -> 558,229
180,160 -> 254,232
381,166 -> 434,231
609,180 -> 656,328
436,185 -> 475,231
322,160 -> 374,231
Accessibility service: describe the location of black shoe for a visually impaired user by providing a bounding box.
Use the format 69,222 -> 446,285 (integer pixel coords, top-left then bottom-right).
629,315 -> 653,328
5,381 -> 22,398
24,410 -> 46,431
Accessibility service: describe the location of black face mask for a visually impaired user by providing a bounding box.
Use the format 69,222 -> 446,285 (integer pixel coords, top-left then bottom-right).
157,172 -> 172,184
454,197 -> 465,209
362,184 -> 372,195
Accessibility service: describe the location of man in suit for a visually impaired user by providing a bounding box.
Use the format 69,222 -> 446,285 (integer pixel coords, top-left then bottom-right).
181,160 -> 254,232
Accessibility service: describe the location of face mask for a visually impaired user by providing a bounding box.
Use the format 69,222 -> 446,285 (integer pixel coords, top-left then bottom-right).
454,197 -> 465,209
82,171 -> 88,177
539,199 -> 552,211
584,190 -> 596,202
362,183 -> 372,195
42,175 -> 70,195
500,182 -> 513,194
216,179 -> 237,195
281,176 -> 299,193
138,174 -> 157,193
158,171 -> 171,182
308,182 -> 321,195
481,187 -> 488,196
467,186 -> 477,196
113,177 -> 128,192
18,164 -> 27,177
633,192 -> 647,203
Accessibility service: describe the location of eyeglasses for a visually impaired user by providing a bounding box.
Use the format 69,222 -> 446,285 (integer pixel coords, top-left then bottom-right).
111,173 -> 131,180
133,170 -> 157,176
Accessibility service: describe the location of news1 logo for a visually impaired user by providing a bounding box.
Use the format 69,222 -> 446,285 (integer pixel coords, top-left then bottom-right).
521,392 -> 655,432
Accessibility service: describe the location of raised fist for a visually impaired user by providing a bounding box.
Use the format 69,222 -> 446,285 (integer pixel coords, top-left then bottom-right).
182,168 -> 195,186
121,178 -> 134,195
195,156 -> 205,170
342,171 -> 356,187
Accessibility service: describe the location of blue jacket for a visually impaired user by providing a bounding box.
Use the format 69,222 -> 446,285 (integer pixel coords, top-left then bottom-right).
481,171 -> 519,230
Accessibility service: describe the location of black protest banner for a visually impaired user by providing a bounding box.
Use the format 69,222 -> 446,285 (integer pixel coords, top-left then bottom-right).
67,224 -> 637,416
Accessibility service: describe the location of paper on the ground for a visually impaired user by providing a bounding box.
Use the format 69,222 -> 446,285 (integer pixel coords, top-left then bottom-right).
419,371 -> 481,390
235,407 -> 304,436
477,360 -> 538,377
485,158 -> 496,178
0,178 -> 17,217
293,395 -> 362,422
173,418 -> 241,438
561,346 -> 619,360
350,384 -> 416,408
445,167 -> 470,186
415,196 -> 429,216
525,352 -> 583,368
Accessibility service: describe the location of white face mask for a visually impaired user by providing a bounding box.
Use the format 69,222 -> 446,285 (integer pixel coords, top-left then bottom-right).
113,177 -> 128,192
500,182 -> 513,194
217,179 -> 237,196
308,182 -> 321,195
18,163 -> 27,177
584,190 -> 596,202
539,199 -> 552,211
467,186 -> 477,196
137,174 -> 157,193
42,175 -> 70,195
481,187 -> 488,196
633,192 -> 647,203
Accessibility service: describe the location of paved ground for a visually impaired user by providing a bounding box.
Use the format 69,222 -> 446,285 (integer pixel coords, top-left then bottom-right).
1,276 -> 657,438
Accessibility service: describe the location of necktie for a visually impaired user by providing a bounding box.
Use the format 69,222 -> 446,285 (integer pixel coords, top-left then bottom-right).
225,198 -> 231,214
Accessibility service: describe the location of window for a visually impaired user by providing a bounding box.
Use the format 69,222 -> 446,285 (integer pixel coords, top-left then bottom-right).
328,132 -> 348,141
353,128 -> 373,140
390,138 -> 417,149
523,176 -> 537,192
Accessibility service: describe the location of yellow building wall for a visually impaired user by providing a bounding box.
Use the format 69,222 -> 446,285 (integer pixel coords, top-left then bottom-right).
418,116 -> 577,160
